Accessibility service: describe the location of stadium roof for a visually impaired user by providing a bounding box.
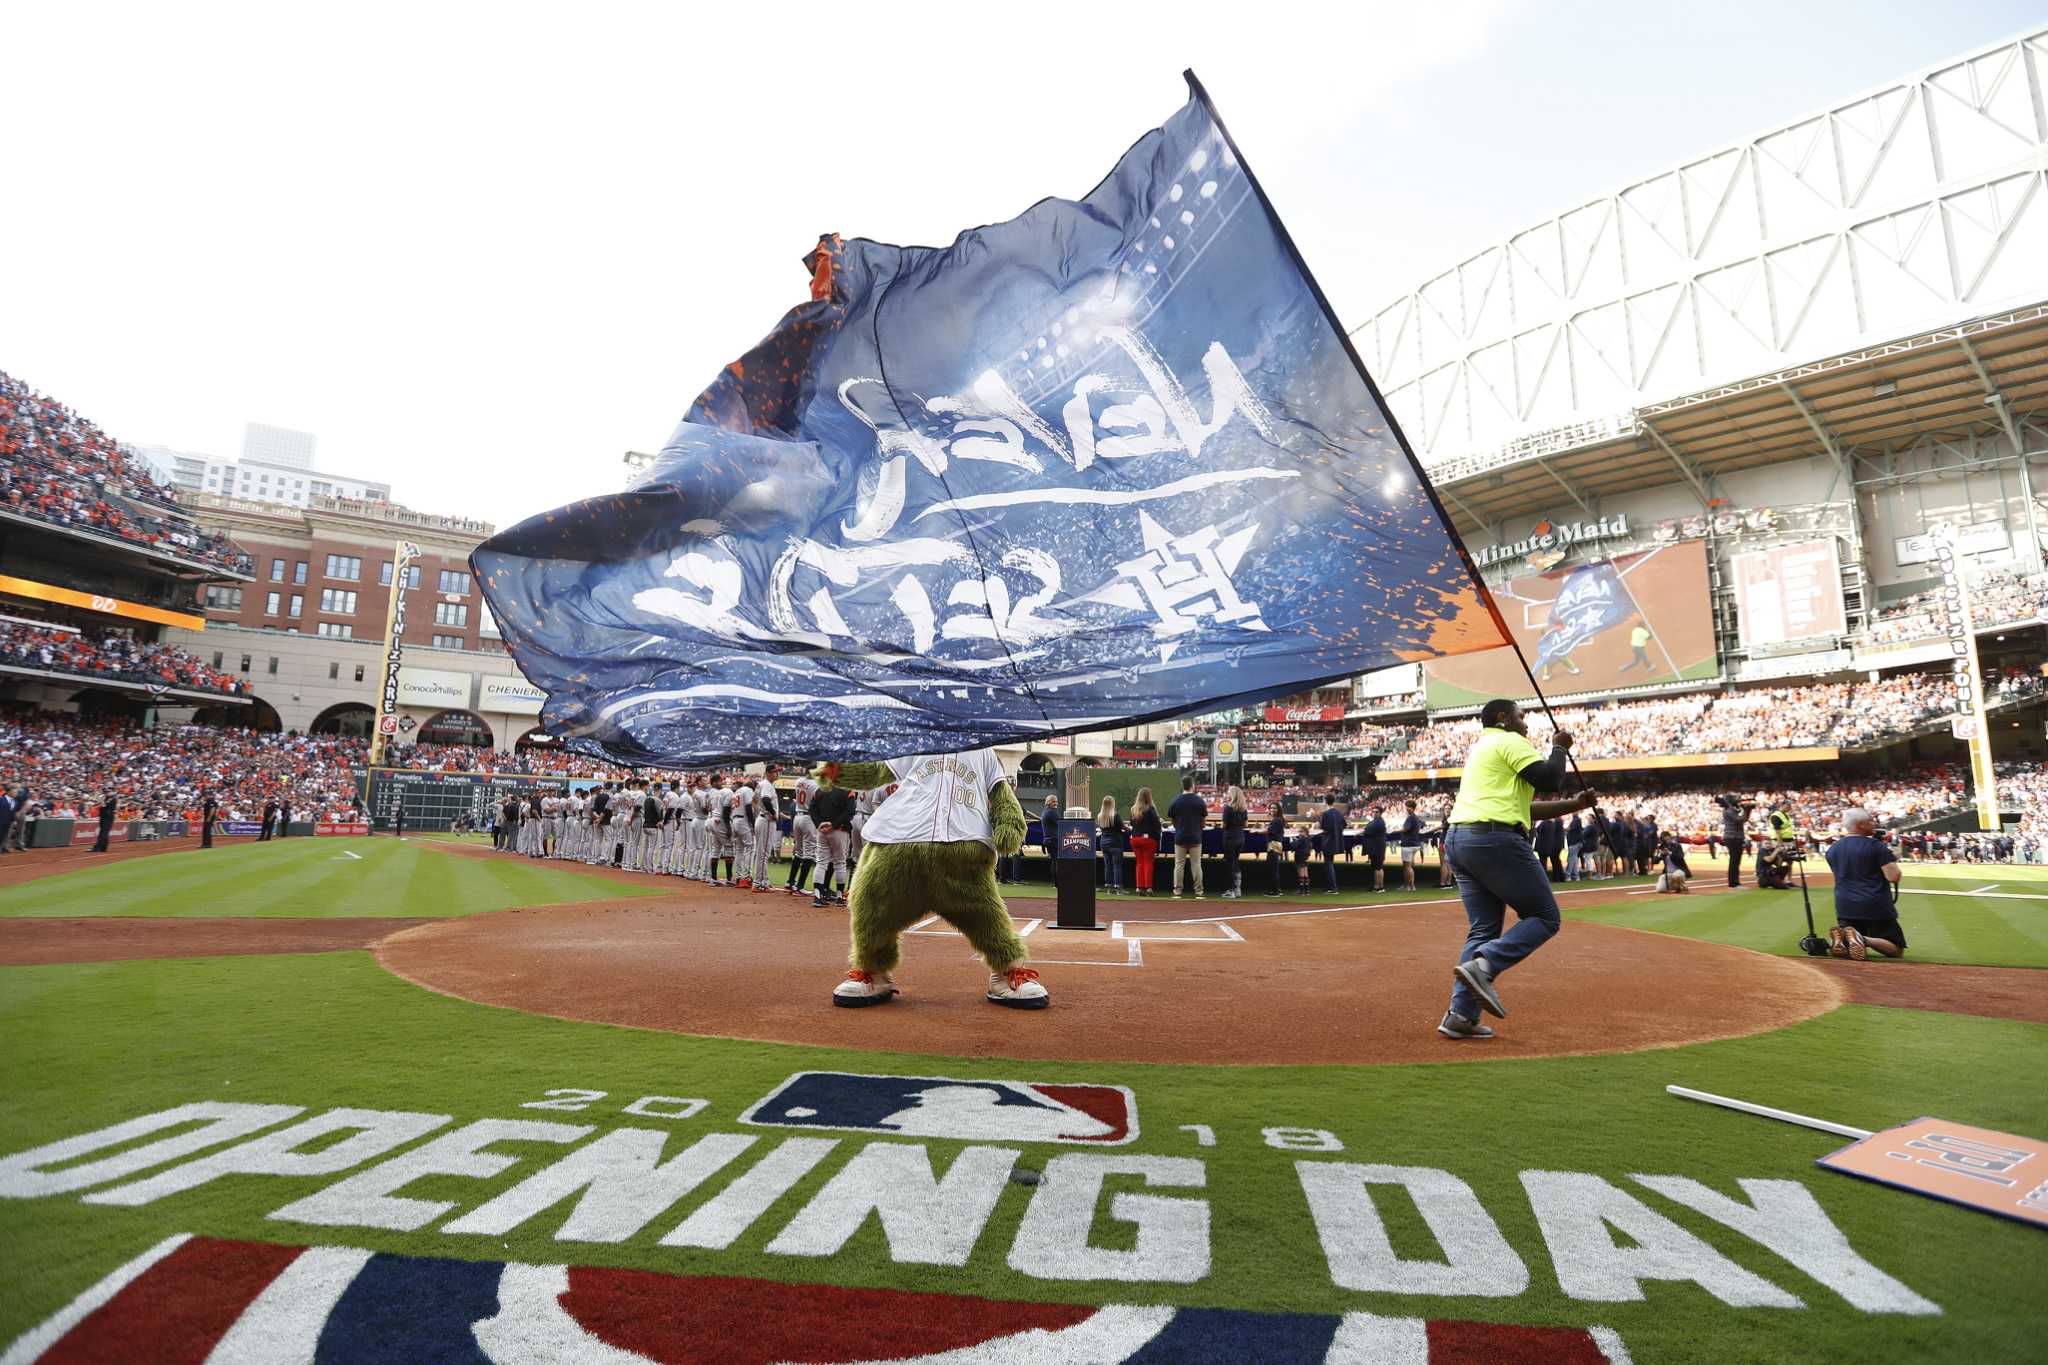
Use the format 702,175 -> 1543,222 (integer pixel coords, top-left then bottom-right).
1430,300 -> 2048,534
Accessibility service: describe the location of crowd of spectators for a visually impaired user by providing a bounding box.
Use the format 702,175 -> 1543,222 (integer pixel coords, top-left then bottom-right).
381,740 -> 689,785
1251,757 -> 2045,861
0,714 -> 365,820
1862,569 -> 2047,646
2001,760 -> 2048,843
1387,670 -> 2028,769
0,370 -> 250,573
0,621 -> 248,696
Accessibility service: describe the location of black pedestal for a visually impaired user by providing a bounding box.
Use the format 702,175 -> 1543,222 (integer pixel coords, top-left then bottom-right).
1047,816 -> 1105,930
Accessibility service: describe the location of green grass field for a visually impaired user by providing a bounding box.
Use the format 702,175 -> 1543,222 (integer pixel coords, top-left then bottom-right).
1571,882 -> 2048,968
0,837 -> 659,919
1,843 -> 2043,1362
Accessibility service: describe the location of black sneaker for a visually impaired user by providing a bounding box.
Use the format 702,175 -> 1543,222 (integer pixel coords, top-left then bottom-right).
1437,1011 -> 1495,1040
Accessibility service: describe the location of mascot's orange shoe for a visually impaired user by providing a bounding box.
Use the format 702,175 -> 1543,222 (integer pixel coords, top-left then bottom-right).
987,966 -> 1049,1010
832,969 -> 899,1007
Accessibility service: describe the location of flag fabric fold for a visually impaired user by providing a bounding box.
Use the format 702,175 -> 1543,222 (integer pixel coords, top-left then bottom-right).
475,74 -> 1504,766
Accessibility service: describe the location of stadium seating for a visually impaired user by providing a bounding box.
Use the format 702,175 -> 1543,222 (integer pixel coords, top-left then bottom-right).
0,715 -> 364,821
0,370 -> 250,573
0,621 -> 248,696
1862,569 -> 2048,645
1384,670 -> 2044,769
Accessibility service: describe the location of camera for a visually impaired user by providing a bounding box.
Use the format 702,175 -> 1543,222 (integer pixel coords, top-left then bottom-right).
1713,793 -> 1751,812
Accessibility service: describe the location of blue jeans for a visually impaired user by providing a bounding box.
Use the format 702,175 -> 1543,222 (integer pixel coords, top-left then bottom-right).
1444,826 -> 1562,1020
1100,835 -> 1125,888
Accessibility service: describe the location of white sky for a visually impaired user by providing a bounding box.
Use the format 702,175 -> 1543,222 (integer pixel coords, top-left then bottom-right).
3,1 -> 2037,533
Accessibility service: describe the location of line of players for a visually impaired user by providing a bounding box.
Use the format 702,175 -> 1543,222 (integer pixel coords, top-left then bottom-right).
494,767 -> 878,909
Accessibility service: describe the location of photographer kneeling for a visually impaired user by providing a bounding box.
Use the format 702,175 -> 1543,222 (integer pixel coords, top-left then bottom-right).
1823,808 -> 1905,960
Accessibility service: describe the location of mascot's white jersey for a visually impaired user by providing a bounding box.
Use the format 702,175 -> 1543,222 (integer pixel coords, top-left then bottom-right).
859,748 -> 1008,848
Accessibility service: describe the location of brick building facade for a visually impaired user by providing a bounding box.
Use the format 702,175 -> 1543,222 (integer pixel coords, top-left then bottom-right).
187,494 -> 501,654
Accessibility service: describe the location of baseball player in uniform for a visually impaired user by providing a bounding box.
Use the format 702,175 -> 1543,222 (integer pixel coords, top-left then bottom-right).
749,767 -> 783,894
587,785 -> 610,865
688,778 -> 710,879
542,791 -> 562,858
708,777 -> 733,885
667,785 -> 692,879
808,779 -> 854,907
786,774 -> 819,895
731,779 -> 758,888
560,791 -> 582,860
616,785 -> 637,869
850,785 -> 873,872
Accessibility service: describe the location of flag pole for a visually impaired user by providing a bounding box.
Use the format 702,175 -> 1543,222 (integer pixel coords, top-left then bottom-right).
1184,71 -> 1590,790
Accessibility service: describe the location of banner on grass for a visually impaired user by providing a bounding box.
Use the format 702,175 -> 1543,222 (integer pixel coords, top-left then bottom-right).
474,75 -> 1503,766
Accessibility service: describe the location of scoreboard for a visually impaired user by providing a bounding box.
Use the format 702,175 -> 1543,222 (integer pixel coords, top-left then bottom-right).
363,768 -> 588,832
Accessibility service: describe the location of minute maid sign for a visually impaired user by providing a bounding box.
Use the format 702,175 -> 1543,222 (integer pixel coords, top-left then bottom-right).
1476,514 -> 1631,571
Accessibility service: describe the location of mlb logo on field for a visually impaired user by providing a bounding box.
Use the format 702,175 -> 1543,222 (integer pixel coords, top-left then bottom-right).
739,1071 -> 1137,1145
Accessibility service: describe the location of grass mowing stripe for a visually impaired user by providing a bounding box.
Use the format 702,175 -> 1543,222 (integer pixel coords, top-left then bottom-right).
0,950 -> 2042,1364
1570,883 -> 2048,969
0,839 -> 658,919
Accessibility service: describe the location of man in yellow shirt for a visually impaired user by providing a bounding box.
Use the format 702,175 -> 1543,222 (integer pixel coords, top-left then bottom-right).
1617,619 -> 1654,674
1440,698 -> 1598,1040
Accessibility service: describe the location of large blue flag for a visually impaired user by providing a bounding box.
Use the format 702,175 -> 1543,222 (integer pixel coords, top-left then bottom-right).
475,75 -> 1506,766
1536,561 -> 1630,668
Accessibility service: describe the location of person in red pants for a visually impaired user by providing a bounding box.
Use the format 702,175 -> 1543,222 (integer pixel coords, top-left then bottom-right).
1128,786 -> 1162,895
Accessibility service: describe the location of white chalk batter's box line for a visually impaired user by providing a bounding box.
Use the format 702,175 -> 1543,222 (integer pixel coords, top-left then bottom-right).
909,916 -> 1242,967
1111,920 -> 1243,941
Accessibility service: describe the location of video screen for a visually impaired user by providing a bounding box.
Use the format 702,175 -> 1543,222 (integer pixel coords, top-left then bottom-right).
1423,540 -> 1717,708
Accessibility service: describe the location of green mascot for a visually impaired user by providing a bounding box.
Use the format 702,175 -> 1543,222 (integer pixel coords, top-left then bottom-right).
816,748 -> 1044,1009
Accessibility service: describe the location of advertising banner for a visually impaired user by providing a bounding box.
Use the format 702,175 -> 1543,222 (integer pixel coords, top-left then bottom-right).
1375,745 -> 1840,781
1732,540 -> 1845,651
1354,663 -> 1420,700
1894,521 -> 2009,567
479,675 -> 546,716
1931,527 -> 2001,832
395,667 -> 471,710
314,821 -> 371,836
367,540 -> 421,766
1423,540 -> 1718,709
1263,705 -> 1344,723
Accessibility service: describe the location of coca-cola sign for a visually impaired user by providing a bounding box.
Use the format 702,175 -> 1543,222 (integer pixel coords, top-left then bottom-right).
1264,705 -> 1345,723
